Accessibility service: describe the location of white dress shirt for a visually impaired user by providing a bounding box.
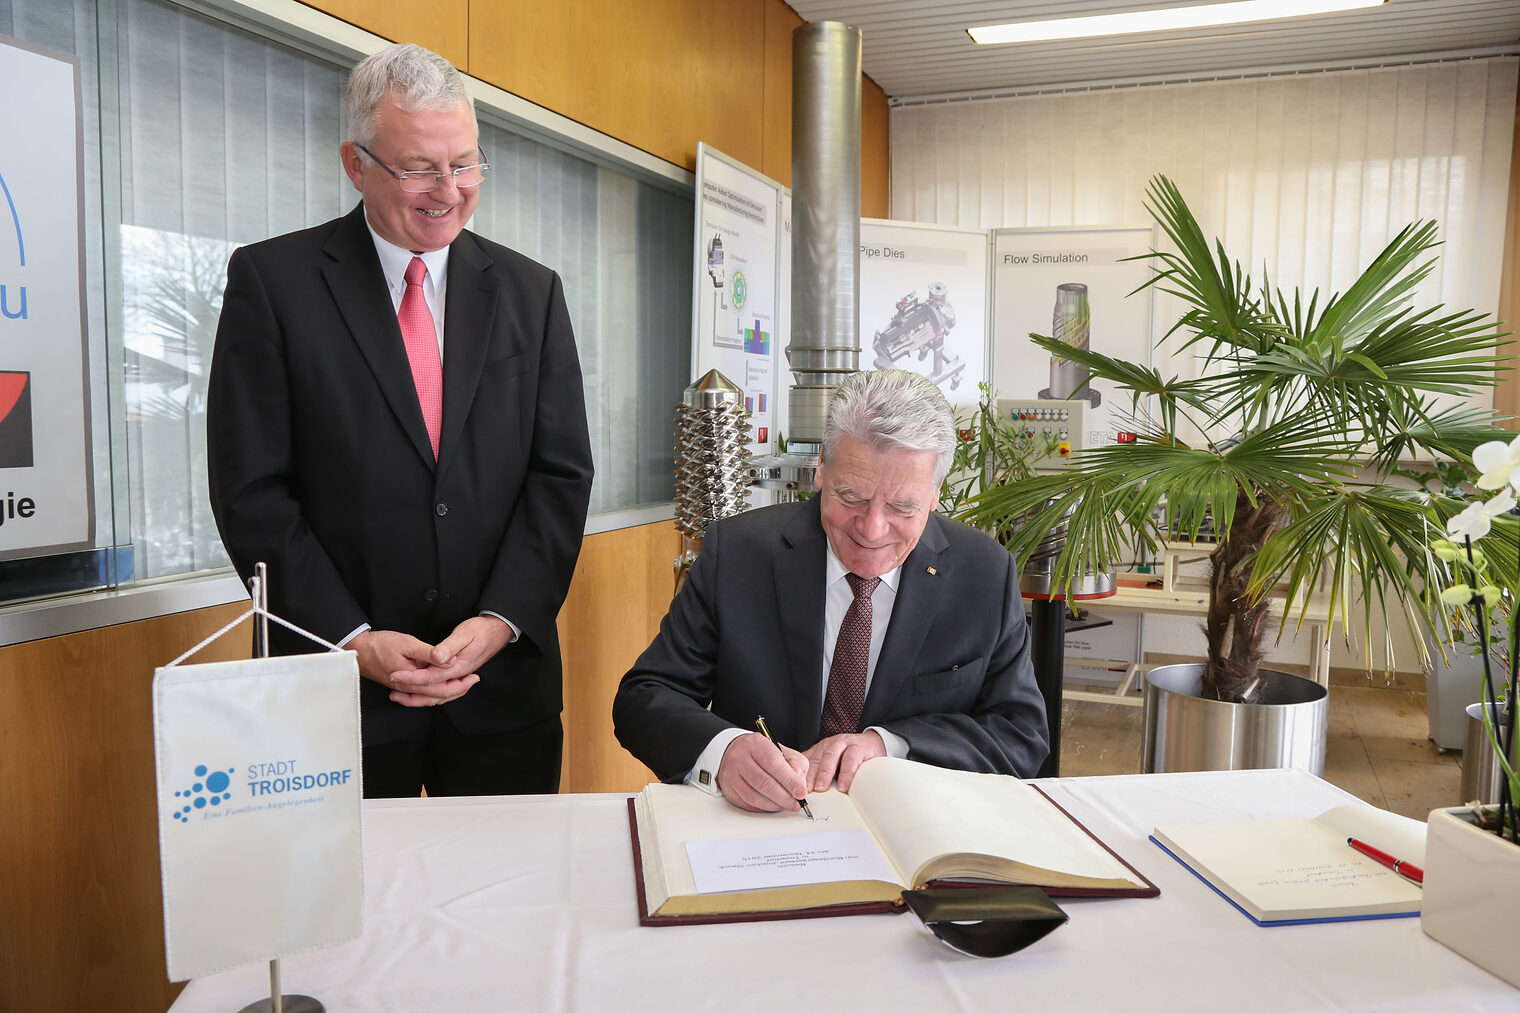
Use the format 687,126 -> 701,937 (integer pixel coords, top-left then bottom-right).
686,541 -> 912,795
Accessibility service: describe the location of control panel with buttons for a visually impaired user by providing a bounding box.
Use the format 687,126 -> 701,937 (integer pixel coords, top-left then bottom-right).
997,397 -> 1091,471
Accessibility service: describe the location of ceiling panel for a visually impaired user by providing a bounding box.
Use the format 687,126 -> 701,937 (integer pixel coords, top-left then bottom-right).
785,0 -> 1520,101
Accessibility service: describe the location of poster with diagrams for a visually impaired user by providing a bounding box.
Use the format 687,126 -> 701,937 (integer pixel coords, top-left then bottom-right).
858,220 -> 989,408
991,227 -> 1156,448
691,144 -> 782,454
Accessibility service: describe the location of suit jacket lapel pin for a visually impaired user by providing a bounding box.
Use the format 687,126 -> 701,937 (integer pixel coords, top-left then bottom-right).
926,566 -> 937,576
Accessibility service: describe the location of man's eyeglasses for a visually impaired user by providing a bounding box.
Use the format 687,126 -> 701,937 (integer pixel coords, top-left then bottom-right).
355,143 -> 491,193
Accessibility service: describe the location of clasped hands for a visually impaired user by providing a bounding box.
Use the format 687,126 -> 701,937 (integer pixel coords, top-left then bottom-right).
716,728 -> 886,812
350,616 -> 512,707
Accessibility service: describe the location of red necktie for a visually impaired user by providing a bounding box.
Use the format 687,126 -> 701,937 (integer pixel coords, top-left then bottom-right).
398,256 -> 443,458
820,573 -> 880,738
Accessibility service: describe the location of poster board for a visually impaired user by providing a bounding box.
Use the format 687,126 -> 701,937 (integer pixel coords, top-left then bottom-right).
690,143 -> 783,454
859,219 -> 989,408
0,35 -> 93,559
991,227 -> 1156,447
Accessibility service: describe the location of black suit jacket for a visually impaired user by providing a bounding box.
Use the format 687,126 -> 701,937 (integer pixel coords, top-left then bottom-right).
207,203 -> 593,745
613,498 -> 1049,781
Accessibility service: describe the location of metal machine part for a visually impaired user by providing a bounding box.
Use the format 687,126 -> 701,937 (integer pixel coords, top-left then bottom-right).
674,369 -> 752,538
673,370 -> 753,590
787,20 -> 862,448
1041,282 -> 1101,407
870,282 -> 964,390
742,19 -> 863,501
750,452 -> 817,497
1015,503 -> 1117,601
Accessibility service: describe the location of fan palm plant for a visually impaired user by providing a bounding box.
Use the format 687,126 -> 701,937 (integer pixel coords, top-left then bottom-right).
958,175 -> 1511,703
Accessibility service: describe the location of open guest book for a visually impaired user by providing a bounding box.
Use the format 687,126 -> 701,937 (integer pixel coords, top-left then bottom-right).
1150,804 -> 1427,926
628,756 -> 1158,925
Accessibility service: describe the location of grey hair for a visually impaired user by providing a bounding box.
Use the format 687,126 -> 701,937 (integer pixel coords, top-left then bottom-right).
821,370 -> 957,485
345,44 -> 474,149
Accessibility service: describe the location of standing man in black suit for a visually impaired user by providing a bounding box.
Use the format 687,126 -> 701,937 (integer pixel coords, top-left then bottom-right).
207,43 -> 593,798
613,370 -> 1047,812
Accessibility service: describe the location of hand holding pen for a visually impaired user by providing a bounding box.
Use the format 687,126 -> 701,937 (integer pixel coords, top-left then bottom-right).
755,716 -> 814,820
711,715 -> 812,814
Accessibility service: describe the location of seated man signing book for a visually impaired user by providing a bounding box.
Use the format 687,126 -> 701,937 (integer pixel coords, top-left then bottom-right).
613,370 -> 1048,811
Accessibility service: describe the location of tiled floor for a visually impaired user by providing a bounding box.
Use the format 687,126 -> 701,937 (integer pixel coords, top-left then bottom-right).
1058,657 -> 1465,820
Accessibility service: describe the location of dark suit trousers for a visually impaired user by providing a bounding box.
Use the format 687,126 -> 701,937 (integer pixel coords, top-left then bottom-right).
361,710 -> 563,798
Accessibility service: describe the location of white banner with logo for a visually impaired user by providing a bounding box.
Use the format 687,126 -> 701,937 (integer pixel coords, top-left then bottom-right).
0,35 -> 92,558
154,652 -> 363,981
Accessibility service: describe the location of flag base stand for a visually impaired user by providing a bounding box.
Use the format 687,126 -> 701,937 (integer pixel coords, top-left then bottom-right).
238,996 -> 323,1013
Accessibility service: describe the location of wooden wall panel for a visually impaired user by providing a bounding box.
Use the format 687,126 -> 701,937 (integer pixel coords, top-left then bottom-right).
0,602 -> 249,1013
761,0 -> 803,185
861,75 -> 891,219
468,0 -> 768,172
305,0 -> 893,217
1496,88 -> 1520,431
557,521 -> 680,794
301,0 -> 468,69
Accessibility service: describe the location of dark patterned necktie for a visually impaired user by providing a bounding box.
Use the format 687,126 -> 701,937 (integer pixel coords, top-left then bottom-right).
820,572 -> 880,737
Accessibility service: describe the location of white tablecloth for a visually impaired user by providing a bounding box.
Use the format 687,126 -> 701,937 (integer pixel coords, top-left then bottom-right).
169,769 -> 1518,1012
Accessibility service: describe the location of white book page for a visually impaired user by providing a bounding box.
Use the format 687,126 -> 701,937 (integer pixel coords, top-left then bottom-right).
847,757 -> 1136,884
685,828 -> 901,893
644,783 -> 905,898
1314,804 -> 1427,866
1153,817 -> 1423,919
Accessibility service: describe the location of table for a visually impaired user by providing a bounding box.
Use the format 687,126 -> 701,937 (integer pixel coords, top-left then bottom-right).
169,770 -> 1516,1012
1041,572 -> 1339,709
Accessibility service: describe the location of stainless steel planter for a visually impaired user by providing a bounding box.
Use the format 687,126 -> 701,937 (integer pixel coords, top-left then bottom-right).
1142,663 -> 1328,775
1460,702 -> 1509,805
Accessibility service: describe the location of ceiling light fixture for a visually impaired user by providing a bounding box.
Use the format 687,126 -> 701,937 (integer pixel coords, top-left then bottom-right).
968,0 -> 1386,45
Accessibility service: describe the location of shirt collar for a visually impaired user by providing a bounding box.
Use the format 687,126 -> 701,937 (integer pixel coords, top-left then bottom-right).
364,215 -> 451,298
824,540 -> 902,594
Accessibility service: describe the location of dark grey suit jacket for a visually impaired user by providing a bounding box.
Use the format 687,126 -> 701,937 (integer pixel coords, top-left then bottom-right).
207,203 -> 593,746
613,498 -> 1049,781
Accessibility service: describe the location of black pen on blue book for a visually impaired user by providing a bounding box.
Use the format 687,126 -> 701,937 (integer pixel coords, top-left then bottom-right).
754,715 -> 814,820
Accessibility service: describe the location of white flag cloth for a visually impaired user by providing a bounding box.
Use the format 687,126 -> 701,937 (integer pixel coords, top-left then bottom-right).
154,652 -> 363,981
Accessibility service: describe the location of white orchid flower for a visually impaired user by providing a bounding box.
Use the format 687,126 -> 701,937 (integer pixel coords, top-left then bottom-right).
1447,500 -> 1493,542
1484,487 -> 1517,516
1473,435 -> 1520,491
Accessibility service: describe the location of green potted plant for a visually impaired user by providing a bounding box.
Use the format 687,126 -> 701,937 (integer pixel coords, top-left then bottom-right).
1421,437 -> 1520,987
957,174 -> 1509,771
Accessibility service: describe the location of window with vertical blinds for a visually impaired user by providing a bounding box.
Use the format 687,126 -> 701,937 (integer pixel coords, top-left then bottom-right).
0,0 -> 691,600
891,59 -> 1518,339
